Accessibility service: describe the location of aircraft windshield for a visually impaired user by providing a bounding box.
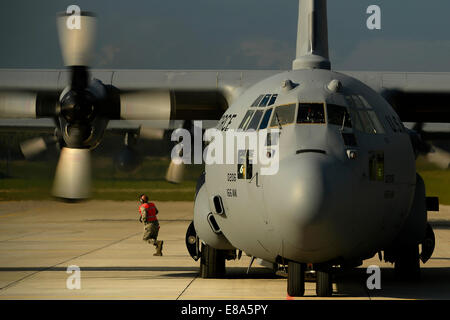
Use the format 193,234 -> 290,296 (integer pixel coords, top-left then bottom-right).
297,103 -> 325,124
327,104 -> 352,128
270,104 -> 296,127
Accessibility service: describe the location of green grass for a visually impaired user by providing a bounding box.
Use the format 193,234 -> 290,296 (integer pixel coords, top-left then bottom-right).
0,157 -> 202,201
416,157 -> 450,205
0,156 -> 449,204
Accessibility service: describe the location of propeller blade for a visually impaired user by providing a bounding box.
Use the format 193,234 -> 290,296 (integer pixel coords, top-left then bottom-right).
165,158 -> 185,184
0,92 -> 37,118
57,12 -> 96,67
425,146 -> 450,169
20,136 -> 58,159
139,127 -> 165,140
52,147 -> 91,200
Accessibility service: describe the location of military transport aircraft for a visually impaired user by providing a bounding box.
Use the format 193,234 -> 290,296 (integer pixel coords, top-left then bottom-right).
0,0 -> 448,296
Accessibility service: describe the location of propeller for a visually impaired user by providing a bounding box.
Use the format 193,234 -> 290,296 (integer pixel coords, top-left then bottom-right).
52,12 -> 106,200
20,135 -> 58,159
411,123 -> 450,169
0,12 -> 191,200
165,120 -> 195,183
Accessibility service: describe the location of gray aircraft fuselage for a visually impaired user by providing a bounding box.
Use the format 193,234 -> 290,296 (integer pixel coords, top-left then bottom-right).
195,68 -> 416,265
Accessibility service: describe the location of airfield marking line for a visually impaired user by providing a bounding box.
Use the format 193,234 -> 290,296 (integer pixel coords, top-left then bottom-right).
0,231 -> 141,292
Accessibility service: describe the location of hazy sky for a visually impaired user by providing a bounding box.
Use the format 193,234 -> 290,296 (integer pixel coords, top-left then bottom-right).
1,0 -> 450,71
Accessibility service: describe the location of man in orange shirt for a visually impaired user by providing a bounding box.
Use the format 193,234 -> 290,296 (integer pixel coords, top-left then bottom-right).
139,194 -> 164,256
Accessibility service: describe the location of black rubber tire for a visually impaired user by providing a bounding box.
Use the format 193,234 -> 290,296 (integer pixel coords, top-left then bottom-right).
287,261 -> 305,297
394,244 -> 421,281
316,270 -> 333,297
200,243 -> 225,278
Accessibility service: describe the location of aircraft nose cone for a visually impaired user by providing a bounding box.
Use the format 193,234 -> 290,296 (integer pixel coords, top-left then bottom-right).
268,154 -> 329,226
265,153 -> 352,260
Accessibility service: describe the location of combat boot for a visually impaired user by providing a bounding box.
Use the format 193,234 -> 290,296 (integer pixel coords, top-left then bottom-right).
153,240 -> 164,256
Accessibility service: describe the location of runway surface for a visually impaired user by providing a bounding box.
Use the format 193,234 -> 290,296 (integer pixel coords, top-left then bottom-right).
0,200 -> 448,300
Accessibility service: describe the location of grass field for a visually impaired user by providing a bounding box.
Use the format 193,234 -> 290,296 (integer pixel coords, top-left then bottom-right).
0,156 -> 449,204
0,157 -> 203,201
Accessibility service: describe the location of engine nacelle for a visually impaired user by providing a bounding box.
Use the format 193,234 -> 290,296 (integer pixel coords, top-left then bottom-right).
193,184 -> 234,250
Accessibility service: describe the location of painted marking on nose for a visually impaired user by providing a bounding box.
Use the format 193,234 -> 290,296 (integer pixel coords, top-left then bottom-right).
296,149 -> 326,155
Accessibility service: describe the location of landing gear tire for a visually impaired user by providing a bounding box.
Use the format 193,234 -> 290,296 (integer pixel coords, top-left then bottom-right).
394,244 -> 420,281
200,243 -> 225,278
287,261 -> 305,297
316,270 -> 333,297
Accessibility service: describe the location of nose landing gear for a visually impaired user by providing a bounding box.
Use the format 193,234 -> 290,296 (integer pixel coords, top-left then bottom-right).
287,262 -> 334,297
287,262 -> 305,296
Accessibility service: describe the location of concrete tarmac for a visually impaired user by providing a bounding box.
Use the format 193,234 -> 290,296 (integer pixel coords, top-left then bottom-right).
0,200 -> 449,300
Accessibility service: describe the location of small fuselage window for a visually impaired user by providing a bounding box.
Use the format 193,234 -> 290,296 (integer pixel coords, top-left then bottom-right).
297,103 -> 325,124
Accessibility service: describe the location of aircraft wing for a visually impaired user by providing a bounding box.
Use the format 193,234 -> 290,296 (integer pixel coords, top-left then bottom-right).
2,69 -> 450,124
0,69 -> 279,122
343,71 -> 450,123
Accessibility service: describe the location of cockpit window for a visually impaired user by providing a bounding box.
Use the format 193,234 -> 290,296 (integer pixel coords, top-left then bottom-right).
268,94 -> 278,106
259,108 -> 273,130
366,111 -> 385,134
259,94 -> 272,107
297,103 -> 325,124
247,110 -> 264,130
327,104 -> 352,128
251,95 -> 264,107
238,110 -> 254,129
270,104 -> 296,127
345,95 -> 386,134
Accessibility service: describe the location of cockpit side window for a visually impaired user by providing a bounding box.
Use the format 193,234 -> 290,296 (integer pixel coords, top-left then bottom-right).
346,95 -> 385,134
327,104 -> 352,128
259,108 -> 273,130
270,104 -> 296,127
251,95 -> 264,107
268,94 -> 278,106
238,110 -> 254,129
259,94 -> 272,107
367,111 -> 385,134
297,103 -> 325,124
247,110 -> 264,130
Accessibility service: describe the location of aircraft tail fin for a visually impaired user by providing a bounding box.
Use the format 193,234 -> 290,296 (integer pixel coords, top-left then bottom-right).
292,0 -> 331,70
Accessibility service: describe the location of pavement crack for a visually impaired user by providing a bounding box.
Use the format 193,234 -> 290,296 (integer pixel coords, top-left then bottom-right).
176,274 -> 198,300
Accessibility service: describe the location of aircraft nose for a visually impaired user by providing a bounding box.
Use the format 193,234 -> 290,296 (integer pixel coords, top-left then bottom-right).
268,153 -> 329,225
265,152 -> 353,259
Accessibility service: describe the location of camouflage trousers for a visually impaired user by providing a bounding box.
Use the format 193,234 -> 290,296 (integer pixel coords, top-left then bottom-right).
143,221 -> 160,245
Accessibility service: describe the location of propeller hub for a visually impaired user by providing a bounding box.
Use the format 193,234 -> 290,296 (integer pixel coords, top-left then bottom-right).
60,89 -> 96,123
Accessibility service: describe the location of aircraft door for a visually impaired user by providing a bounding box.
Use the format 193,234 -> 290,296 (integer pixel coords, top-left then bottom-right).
238,149 -> 271,230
